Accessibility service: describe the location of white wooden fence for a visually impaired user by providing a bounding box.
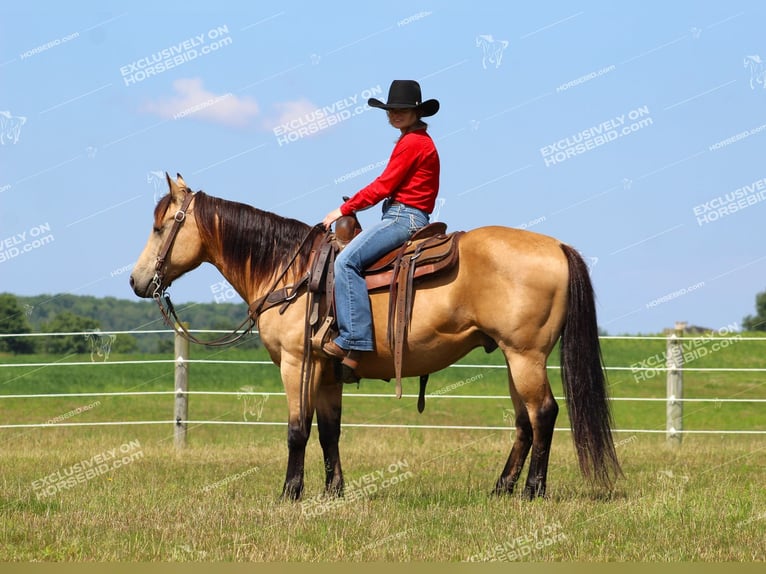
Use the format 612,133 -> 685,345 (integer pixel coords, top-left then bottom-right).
1,328 -> 765,448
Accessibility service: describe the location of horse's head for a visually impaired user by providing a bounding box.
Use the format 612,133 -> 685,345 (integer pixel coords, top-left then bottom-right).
130,173 -> 205,298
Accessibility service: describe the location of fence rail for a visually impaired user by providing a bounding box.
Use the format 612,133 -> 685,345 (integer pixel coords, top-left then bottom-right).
2,329 -> 765,441
1,390 -> 765,403
2,419 -> 765,434
3,359 -> 766,373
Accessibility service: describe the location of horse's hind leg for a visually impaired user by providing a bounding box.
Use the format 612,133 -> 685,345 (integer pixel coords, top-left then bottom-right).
316,381 -> 344,496
523,391 -> 559,499
501,350 -> 559,499
494,379 -> 532,495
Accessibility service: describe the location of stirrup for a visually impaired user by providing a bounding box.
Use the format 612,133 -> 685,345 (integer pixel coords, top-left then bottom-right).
311,316 -> 336,354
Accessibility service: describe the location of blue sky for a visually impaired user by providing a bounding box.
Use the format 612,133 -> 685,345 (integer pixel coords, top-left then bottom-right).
1,0 -> 765,334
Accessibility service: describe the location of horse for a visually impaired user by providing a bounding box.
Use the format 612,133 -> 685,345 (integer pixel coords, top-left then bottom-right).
129,173 -> 622,500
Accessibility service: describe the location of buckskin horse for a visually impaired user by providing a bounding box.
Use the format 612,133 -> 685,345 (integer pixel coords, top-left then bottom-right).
129,174 -> 622,500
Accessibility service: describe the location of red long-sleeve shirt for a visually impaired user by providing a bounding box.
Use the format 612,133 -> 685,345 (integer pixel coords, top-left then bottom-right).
340,128 -> 440,215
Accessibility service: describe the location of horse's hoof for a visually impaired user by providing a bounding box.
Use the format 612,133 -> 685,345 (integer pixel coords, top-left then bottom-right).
325,482 -> 345,498
281,482 -> 303,501
522,484 -> 547,500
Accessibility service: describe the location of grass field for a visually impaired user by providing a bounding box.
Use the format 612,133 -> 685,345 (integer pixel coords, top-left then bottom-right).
0,334 -> 764,561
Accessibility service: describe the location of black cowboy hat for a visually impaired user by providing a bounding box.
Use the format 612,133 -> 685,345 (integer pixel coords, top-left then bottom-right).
368,80 -> 440,117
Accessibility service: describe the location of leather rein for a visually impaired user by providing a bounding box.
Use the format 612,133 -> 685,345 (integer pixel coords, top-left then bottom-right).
150,189 -> 323,347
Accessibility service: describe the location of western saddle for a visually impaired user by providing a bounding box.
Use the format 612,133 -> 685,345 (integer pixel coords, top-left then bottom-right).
307,214 -> 464,411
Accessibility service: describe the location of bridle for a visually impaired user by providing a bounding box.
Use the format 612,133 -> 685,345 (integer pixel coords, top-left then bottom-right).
150,190 -> 250,346
151,191 -> 195,303
150,188 -> 324,347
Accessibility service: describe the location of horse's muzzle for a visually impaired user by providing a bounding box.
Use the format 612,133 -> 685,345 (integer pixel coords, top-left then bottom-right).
129,273 -> 152,298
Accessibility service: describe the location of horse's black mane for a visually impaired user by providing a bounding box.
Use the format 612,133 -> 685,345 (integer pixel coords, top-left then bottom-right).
157,190 -> 320,286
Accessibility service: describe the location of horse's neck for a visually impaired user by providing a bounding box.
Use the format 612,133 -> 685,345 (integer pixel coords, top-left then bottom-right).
195,194 -> 315,306
205,227 -> 310,308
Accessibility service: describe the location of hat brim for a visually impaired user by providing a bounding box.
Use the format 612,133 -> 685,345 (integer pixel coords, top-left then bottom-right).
368,98 -> 439,117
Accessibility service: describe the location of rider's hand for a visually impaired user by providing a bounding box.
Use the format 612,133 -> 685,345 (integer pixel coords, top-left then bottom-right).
322,207 -> 343,230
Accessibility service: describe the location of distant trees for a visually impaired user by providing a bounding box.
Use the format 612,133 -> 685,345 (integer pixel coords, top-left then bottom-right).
743,289 -> 766,331
0,293 -> 35,353
0,292 -> 259,354
39,311 -> 100,354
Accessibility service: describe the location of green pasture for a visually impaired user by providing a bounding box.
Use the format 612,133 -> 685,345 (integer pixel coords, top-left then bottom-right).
0,334 -> 764,561
1,332 -> 763,435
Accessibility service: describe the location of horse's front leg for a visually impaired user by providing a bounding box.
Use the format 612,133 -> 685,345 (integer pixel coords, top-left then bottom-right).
282,418 -> 312,500
316,374 -> 344,497
280,358 -> 315,501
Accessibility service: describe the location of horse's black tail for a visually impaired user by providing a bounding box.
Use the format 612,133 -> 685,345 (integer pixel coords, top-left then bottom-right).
559,244 -> 623,489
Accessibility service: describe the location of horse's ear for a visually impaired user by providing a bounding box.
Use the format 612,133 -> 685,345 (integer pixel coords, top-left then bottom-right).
176,173 -> 187,188
165,172 -> 186,202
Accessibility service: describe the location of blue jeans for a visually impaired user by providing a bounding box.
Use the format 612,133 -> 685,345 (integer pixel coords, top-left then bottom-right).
333,202 -> 430,351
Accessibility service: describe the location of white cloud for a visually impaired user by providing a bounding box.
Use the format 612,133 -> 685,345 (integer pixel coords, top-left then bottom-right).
260,98 -> 318,131
141,78 -> 330,136
141,78 -> 260,128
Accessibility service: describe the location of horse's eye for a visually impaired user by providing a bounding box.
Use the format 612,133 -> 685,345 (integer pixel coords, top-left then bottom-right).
153,225 -> 162,234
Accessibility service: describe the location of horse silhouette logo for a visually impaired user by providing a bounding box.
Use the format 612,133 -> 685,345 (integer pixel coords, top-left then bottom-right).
0,111 -> 27,145
84,330 -> 117,362
656,469 -> 689,483
237,386 -> 270,422
147,170 -> 168,204
744,55 -> 765,90
476,35 -> 509,69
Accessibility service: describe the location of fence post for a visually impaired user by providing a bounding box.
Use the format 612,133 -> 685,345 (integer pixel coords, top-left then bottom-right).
666,321 -> 685,446
174,323 -> 189,449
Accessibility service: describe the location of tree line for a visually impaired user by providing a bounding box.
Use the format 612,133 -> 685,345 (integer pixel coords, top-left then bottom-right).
0,293 -> 260,354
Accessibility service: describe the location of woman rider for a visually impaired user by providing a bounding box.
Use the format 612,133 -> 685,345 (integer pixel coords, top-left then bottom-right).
321,80 -> 441,377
